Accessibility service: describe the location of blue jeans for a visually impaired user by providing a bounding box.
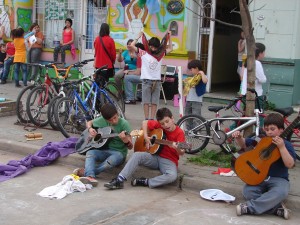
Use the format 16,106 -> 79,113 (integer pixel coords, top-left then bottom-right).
14,63 -> 28,86
124,74 -> 141,101
84,148 -> 125,177
243,177 -> 290,214
1,57 -> 13,81
28,48 -> 42,80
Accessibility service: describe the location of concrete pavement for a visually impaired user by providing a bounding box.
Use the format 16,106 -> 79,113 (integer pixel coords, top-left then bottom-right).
1,81 -> 300,212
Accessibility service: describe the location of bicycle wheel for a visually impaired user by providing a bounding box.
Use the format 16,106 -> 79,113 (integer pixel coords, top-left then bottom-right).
54,97 -> 88,138
105,81 -> 125,113
286,123 -> 300,160
177,114 -> 210,154
16,85 -> 36,123
101,91 -> 126,119
26,85 -> 52,127
47,95 -> 62,130
215,116 -> 241,154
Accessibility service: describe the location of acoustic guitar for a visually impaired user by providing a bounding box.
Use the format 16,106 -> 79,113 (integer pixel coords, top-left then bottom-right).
75,127 -> 142,155
234,115 -> 300,185
134,128 -> 192,154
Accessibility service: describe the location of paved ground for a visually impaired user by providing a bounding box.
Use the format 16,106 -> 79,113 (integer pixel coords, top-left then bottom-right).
0,81 -> 300,224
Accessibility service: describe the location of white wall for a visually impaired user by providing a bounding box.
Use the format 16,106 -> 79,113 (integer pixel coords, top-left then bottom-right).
250,0 -> 300,59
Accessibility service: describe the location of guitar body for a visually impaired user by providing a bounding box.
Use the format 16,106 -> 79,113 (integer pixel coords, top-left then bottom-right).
134,128 -> 164,154
234,137 -> 281,185
75,127 -> 112,154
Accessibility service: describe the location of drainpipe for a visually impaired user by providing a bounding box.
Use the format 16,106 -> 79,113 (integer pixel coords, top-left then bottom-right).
206,0 -> 216,93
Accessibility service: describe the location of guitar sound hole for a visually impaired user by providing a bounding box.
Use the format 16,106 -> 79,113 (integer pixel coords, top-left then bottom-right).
94,134 -> 102,142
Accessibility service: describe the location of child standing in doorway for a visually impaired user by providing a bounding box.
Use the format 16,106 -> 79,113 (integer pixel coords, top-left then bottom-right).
183,60 -> 208,116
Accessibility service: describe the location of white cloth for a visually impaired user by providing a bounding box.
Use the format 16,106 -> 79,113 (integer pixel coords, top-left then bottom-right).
200,189 -> 236,202
255,60 -> 267,96
37,175 -> 92,199
139,49 -> 162,80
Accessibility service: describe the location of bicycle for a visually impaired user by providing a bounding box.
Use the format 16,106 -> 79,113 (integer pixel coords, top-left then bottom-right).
47,59 -> 94,130
177,106 -> 260,155
25,59 -> 96,128
16,63 -> 47,124
53,65 -> 125,138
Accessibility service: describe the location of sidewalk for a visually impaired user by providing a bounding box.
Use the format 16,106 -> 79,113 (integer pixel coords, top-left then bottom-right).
1,81 -> 300,211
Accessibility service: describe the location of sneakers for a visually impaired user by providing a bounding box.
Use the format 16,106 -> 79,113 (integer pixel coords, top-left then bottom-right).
275,203 -> 290,220
104,178 -> 124,190
124,100 -> 136,105
131,177 -> 148,187
0,80 -> 6,84
236,203 -> 249,216
79,176 -> 98,187
72,168 -> 85,177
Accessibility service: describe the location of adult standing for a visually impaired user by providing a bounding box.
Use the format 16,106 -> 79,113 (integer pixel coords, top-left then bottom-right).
53,18 -> 75,64
28,23 -> 44,81
94,23 -> 116,83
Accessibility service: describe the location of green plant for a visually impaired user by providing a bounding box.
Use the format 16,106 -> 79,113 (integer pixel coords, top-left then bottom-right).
187,149 -> 233,168
264,100 -> 276,111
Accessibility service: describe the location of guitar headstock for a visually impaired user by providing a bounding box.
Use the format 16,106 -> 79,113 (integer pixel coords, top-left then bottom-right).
130,129 -> 143,137
178,142 -> 192,151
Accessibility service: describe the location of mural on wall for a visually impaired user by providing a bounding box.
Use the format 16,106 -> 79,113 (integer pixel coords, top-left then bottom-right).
108,0 -> 185,52
0,0 -> 33,38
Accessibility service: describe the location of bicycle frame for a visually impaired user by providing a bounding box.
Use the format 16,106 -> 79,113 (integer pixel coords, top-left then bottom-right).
188,109 -> 260,144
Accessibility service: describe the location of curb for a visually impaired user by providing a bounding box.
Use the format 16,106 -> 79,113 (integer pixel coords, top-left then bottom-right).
1,139 -> 300,210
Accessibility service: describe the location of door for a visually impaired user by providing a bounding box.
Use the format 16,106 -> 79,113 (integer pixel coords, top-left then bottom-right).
79,0 -> 107,76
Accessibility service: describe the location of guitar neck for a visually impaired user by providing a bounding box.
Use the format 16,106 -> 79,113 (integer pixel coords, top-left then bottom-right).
281,116 -> 300,139
154,139 -> 174,146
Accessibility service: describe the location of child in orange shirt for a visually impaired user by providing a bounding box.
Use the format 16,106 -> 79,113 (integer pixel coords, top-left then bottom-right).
13,28 -> 28,87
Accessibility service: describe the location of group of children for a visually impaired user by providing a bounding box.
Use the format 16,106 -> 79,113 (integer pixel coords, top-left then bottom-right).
0,23 -> 45,87
72,29 -> 296,221
0,18 -> 73,87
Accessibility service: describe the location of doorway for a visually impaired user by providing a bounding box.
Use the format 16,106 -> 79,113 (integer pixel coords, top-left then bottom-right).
210,0 -> 242,96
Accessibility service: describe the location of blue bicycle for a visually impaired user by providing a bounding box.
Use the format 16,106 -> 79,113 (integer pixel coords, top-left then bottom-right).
53,65 -> 125,138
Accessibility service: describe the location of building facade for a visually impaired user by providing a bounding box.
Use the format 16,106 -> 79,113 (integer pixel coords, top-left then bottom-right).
0,0 -> 299,107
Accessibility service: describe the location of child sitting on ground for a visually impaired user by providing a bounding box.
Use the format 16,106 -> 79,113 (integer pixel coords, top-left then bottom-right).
232,113 -> 296,220
104,107 -> 186,190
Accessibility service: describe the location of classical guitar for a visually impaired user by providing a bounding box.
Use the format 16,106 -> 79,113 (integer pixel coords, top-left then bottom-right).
234,115 -> 300,185
75,127 -> 142,155
134,128 -> 192,154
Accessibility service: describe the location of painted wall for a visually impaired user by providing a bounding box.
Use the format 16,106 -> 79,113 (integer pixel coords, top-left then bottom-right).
250,0 -> 300,106
250,0 -> 300,59
108,0 -> 191,73
1,0 -> 33,36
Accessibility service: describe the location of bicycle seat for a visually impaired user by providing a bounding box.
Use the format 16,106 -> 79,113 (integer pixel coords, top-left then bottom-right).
208,106 -> 225,113
273,107 -> 294,117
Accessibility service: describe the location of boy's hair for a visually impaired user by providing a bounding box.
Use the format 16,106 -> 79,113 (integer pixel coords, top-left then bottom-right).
14,28 -> 25,38
255,43 -> 266,58
0,43 -> 6,48
187,59 -> 203,71
99,23 -> 110,37
148,37 -> 160,48
100,103 -> 118,120
10,29 -> 16,39
264,113 -> 284,130
156,107 -> 173,121
135,42 -> 145,50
